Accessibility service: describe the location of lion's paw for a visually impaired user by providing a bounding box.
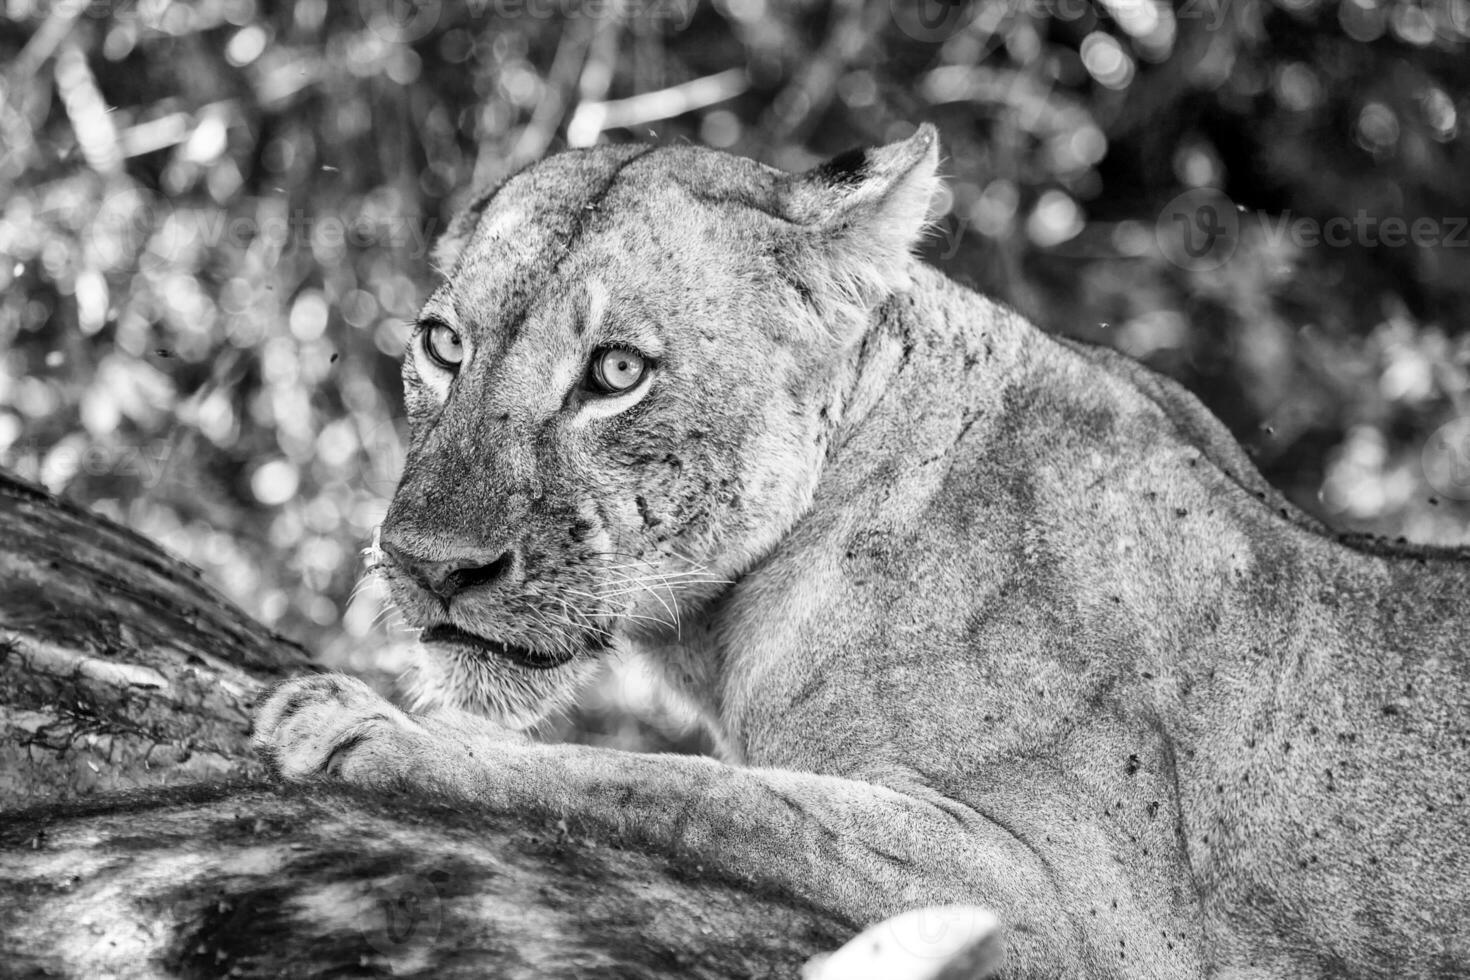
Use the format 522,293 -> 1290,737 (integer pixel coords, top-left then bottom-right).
252,673 -> 426,783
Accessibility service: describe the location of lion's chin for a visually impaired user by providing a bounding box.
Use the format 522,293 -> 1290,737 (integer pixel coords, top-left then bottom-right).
403,631 -> 602,731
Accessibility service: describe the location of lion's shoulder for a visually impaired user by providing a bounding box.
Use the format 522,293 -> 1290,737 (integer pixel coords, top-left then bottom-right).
1051,335 -> 1324,528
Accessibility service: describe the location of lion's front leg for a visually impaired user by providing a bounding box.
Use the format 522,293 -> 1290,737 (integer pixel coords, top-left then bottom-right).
253,674 -> 1170,979
253,673 -> 528,792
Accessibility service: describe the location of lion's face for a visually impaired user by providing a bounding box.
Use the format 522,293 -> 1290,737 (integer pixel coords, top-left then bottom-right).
376,133 -> 938,725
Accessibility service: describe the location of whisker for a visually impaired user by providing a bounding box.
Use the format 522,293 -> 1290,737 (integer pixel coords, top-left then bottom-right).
594,605 -> 677,631
600,571 -> 732,586
594,549 -> 725,576
596,578 -> 731,595
552,597 -> 613,640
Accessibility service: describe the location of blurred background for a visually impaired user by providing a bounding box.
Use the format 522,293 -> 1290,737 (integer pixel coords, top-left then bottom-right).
2,0 -> 1469,750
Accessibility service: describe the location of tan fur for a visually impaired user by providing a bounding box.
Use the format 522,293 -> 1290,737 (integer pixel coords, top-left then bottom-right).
256,127 -> 1470,979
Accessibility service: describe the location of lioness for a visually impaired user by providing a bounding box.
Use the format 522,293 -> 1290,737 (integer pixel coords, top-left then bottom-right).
255,126 -> 1470,978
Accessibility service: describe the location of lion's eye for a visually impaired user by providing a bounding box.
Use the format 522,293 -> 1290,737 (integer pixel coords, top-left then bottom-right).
423,322 -> 464,371
587,347 -> 648,394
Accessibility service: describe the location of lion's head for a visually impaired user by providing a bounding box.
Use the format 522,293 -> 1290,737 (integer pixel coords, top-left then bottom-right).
375,126 -> 940,726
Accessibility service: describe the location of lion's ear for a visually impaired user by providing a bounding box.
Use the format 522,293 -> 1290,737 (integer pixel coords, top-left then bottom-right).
776,124 -> 942,332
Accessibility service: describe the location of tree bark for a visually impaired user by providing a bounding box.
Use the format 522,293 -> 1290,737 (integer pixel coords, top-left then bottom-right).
0,472 -> 308,803
0,472 -> 851,978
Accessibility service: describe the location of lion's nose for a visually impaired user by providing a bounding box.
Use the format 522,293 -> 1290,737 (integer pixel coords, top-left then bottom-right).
381,542 -> 516,603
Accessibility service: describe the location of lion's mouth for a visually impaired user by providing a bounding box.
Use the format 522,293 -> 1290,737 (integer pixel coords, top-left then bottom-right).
420,624 -> 573,671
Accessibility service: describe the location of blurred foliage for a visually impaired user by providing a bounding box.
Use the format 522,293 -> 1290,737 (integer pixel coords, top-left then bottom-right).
1,0 -> 1469,747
